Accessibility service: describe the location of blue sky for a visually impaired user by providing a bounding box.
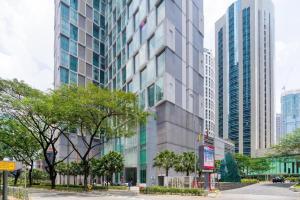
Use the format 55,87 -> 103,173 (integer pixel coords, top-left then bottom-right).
0,0 -> 300,113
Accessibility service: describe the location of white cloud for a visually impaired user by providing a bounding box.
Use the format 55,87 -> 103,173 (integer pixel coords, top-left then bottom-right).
0,0 -> 54,91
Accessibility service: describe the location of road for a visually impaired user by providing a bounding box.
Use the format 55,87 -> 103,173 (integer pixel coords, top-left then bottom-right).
213,183 -> 300,200
29,183 -> 300,200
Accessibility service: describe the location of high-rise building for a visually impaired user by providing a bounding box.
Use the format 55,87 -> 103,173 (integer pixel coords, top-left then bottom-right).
281,89 -> 300,140
204,49 -> 215,137
276,113 -> 282,144
215,0 -> 275,157
54,0 -> 204,185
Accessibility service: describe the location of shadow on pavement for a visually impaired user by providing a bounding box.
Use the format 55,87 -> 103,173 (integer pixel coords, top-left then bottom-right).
262,183 -> 294,188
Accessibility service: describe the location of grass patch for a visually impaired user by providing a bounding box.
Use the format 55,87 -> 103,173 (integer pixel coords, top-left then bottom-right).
295,184 -> 300,188
140,186 -> 205,196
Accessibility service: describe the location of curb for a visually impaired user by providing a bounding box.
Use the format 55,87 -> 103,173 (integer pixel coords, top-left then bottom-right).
290,184 -> 300,192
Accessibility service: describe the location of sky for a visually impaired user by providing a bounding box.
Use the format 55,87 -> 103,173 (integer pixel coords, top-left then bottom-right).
0,0 -> 300,113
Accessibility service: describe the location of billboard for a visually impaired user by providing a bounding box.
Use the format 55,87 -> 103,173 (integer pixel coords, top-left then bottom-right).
199,145 -> 215,170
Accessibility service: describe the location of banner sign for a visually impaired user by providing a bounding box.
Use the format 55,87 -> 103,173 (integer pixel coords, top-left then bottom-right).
199,145 -> 215,170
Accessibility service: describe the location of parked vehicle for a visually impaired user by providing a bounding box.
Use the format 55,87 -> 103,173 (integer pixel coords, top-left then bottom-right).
272,177 -> 285,183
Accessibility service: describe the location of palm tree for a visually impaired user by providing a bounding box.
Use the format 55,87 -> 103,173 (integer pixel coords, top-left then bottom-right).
153,150 -> 176,176
174,152 -> 196,176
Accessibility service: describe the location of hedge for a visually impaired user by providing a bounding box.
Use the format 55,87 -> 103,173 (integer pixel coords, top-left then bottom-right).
241,179 -> 259,184
285,177 -> 300,183
140,186 -> 205,196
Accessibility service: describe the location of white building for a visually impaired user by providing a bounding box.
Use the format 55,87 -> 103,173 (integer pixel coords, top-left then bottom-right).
215,0 -> 275,157
204,49 -> 215,137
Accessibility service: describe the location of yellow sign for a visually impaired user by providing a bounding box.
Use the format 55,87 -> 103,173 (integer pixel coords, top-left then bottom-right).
0,161 -> 16,171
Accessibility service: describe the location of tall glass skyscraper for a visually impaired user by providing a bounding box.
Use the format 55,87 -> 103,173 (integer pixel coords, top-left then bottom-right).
281,90 -> 300,141
215,0 -> 275,157
54,0 -> 204,185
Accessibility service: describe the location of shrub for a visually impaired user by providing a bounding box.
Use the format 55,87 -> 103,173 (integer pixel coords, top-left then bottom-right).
241,179 -> 259,184
286,177 -> 300,183
140,186 -> 204,196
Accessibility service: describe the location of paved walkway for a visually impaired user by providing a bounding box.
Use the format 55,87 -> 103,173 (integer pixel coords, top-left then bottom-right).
29,183 -> 300,200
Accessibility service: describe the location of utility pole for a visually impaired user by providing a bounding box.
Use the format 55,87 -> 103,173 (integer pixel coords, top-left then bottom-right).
2,171 -> 8,200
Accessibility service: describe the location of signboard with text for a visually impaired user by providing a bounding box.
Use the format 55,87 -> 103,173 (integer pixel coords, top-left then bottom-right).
199,145 -> 215,170
0,161 -> 16,171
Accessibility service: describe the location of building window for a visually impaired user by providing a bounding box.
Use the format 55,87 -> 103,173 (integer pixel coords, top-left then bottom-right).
133,53 -> 139,73
60,19 -> 69,36
133,11 -> 139,31
61,3 -> 69,21
127,80 -> 133,92
100,70 -> 104,84
69,55 -> 78,72
156,0 -> 165,25
148,84 -> 155,107
156,78 -> 163,102
69,40 -> 77,56
70,24 -> 78,41
139,90 -> 146,109
140,67 -> 147,89
94,10 -> 100,25
93,67 -> 99,82
148,35 -> 155,59
60,35 -> 69,52
93,39 -> 99,53
60,67 -> 69,84
93,53 -> 99,67
70,0 -> 78,10
93,24 -> 100,39
93,0 -> 100,11
70,71 -> 77,84
140,19 -> 147,43
60,50 -> 69,68
156,51 -> 165,77
78,44 -> 85,59
86,5 -> 93,20
128,39 -> 133,58
78,14 -> 86,29
70,9 -> 78,25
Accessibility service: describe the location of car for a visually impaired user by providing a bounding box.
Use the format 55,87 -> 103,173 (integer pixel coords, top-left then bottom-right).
272,177 -> 285,183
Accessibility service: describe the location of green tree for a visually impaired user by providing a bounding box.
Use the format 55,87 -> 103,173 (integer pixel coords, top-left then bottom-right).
52,84 -> 148,190
214,160 -> 221,173
219,153 -> 241,182
234,153 -> 251,177
0,79 -> 73,189
174,152 -> 196,176
153,150 -> 176,176
273,129 -> 300,155
0,118 -> 41,186
249,158 -> 271,175
94,151 -> 124,183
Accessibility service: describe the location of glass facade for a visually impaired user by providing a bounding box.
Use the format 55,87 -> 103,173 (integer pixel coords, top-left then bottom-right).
58,0 -> 106,86
281,92 -> 300,139
242,7 -> 251,155
228,4 -> 239,152
218,28 -> 224,138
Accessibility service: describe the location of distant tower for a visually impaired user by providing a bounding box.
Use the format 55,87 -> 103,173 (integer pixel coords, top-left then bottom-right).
204,49 -> 215,137
215,0 -> 275,157
281,89 -> 300,140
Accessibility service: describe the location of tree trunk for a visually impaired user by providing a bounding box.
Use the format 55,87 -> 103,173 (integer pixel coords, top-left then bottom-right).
83,160 -> 89,191
166,168 -> 169,177
186,171 -> 190,176
29,163 -> 33,187
48,166 -> 57,189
